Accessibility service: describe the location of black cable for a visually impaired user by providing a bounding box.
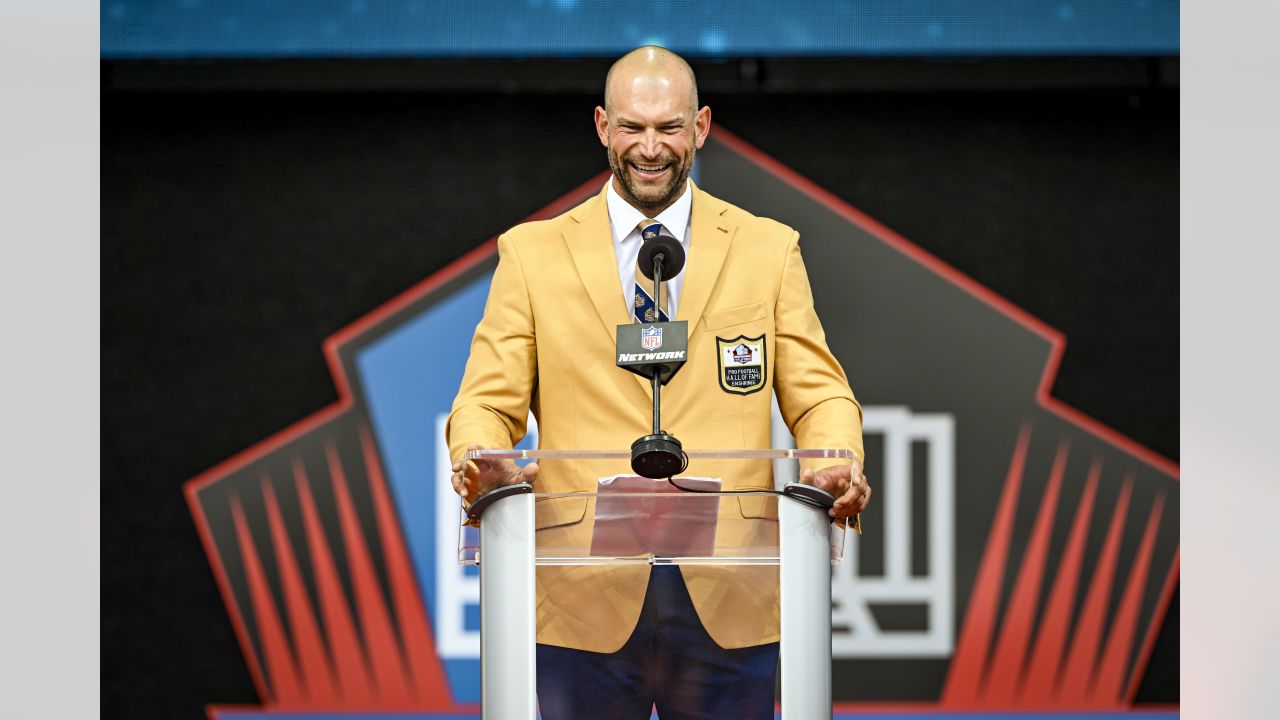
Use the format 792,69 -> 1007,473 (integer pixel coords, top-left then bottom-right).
662,449 -> 835,512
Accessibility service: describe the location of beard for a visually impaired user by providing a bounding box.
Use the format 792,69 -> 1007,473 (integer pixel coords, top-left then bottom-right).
607,144 -> 694,215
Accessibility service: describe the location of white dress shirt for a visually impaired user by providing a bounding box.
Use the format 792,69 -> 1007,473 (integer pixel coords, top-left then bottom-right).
605,178 -> 693,320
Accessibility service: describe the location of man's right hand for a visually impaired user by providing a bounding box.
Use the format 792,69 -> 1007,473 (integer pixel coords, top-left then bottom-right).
450,444 -> 540,505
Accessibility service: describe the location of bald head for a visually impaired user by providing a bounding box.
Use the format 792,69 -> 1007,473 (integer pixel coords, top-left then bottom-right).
595,46 -> 710,216
604,46 -> 698,116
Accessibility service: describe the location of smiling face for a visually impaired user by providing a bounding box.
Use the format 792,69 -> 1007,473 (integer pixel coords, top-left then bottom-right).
595,48 -> 711,217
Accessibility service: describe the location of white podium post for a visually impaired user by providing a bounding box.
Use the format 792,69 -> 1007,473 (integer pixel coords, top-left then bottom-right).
479,491 -> 537,719
779,495 -> 834,719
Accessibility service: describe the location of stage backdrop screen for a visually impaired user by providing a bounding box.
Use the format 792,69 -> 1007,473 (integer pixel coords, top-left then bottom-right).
102,0 -> 1179,58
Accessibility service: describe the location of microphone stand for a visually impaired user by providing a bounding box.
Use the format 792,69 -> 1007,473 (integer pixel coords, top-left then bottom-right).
650,252 -> 665,432
630,251 -> 685,478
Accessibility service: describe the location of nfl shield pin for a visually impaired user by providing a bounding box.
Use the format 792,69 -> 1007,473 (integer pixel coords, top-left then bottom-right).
641,325 -> 663,350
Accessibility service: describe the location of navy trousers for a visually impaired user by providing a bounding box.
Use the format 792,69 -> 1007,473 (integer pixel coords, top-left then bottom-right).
536,565 -> 779,720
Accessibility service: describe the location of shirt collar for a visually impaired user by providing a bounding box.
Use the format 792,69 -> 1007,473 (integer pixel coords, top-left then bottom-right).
605,177 -> 692,247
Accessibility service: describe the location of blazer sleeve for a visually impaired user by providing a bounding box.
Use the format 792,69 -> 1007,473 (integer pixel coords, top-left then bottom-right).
446,233 -> 537,462
773,231 -> 865,464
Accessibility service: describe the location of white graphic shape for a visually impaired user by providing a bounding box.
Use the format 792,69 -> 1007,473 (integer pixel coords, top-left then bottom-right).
771,402 -> 956,658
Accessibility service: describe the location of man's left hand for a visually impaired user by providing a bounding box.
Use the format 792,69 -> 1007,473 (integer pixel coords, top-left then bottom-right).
801,461 -> 872,519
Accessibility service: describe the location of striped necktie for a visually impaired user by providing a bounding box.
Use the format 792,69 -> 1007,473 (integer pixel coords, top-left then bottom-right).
633,219 -> 670,323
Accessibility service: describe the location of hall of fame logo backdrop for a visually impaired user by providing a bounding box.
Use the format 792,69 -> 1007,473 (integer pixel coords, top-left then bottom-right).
186,129 -> 1178,719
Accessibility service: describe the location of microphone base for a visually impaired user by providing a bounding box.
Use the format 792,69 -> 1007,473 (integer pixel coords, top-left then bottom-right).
630,433 -> 684,479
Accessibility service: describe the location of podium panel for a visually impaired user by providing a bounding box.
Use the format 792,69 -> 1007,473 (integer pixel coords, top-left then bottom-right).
458,449 -> 854,719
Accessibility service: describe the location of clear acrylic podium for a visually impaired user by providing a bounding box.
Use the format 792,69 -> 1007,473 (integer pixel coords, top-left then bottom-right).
458,448 -> 853,720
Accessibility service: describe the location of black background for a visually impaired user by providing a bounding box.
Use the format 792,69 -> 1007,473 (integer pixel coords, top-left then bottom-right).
102,60 -> 1177,717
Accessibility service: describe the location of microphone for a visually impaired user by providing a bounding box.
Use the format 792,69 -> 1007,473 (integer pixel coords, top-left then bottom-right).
616,235 -> 689,479
637,234 -> 685,280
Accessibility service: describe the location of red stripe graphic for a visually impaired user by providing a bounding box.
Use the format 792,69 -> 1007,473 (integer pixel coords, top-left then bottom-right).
325,441 -> 415,707
293,458 -> 375,705
940,422 -> 1032,706
1056,477 -> 1134,703
1090,494 -> 1166,706
224,452 -> 460,709
941,444 -> 1170,709
982,439 -> 1070,705
1019,458 -> 1103,705
1124,547 -> 1179,702
260,479 -> 338,705
229,492 -> 304,706
356,425 -> 452,706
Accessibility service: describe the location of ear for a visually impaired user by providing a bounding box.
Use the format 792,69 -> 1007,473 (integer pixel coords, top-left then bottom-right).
693,105 -> 712,149
594,106 -> 610,147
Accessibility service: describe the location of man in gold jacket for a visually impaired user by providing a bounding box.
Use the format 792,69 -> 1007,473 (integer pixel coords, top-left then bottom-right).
448,46 -> 871,719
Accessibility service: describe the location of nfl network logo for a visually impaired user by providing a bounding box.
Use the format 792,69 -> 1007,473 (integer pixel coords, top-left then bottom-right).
641,325 -> 663,350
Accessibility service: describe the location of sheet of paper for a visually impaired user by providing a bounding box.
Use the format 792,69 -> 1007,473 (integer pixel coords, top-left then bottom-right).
590,475 -> 722,557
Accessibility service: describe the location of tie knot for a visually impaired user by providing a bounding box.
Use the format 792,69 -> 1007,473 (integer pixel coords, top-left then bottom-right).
639,220 -> 663,241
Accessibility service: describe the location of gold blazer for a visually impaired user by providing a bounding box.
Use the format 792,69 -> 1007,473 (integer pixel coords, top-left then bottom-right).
448,181 -> 863,651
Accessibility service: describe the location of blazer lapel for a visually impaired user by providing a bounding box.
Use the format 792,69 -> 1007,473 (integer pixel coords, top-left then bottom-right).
563,185 -> 659,402
678,182 -> 736,332
564,182 -> 737,403
563,185 -> 630,336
